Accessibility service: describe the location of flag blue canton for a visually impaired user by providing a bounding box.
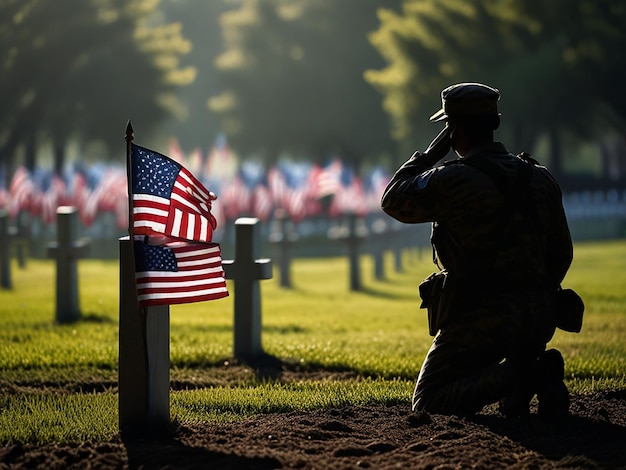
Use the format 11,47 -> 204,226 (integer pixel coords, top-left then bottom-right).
340,166 -> 354,187
239,160 -> 266,188
134,243 -> 178,272
132,145 -> 181,198
280,160 -> 310,189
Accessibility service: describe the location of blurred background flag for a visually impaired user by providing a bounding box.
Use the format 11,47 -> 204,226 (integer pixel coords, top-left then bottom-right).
8,166 -> 34,217
312,159 -> 343,200
239,159 -> 272,221
134,236 -> 228,307
131,143 -> 218,243
280,160 -> 312,224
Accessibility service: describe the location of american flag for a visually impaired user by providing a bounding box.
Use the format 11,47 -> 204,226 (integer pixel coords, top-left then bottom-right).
40,174 -> 68,224
268,160 -> 311,223
131,144 -> 217,243
134,237 -> 228,307
240,160 -> 269,220
329,167 -> 368,218
8,166 -> 34,217
252,184 -> 273,221
167,136 -> 186,164
311,159 -> 343,199
220,175 -> 251,220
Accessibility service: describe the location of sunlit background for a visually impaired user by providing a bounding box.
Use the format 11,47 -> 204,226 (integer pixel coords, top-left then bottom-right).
1,0 -> 625,257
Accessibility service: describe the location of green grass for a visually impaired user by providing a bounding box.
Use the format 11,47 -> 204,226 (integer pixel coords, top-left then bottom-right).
0,392 -> 118,443
1,240 -> 625,444
171,378 -> 411,424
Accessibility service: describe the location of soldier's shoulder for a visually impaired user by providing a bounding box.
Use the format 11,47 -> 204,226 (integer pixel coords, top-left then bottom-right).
517,152 -> 541,166
435,158 -> 497,195
520,154 -> 564,195
438,158 -> 481,181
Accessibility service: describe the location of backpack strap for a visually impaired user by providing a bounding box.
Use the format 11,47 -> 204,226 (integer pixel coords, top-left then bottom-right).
432,153 -> 539,269
445,152 -> 533,205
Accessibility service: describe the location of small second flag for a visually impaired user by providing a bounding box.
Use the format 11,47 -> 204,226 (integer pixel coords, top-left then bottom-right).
134,236 -> 228,307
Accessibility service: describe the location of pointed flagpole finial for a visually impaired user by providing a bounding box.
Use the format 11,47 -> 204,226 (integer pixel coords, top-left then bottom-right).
125,120 -> 135,238
126,120 -> 134,142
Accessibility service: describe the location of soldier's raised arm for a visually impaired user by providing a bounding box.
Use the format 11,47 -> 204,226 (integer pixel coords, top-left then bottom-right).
381,126 -> 451,223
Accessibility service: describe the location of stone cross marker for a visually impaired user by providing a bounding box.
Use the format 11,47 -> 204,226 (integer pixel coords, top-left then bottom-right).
269,209 -> 297,288
328,213 -> 368,291
0,210 -> 11,289
223,217 -> 273,360
369,218 -> 388,281
9,211 -> 29,269
393,227 -> 404,273
118,236 -> 170,436
47,206 -> 90,323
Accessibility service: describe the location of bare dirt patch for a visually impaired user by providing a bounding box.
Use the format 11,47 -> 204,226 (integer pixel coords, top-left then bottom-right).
2,390 -> 625,469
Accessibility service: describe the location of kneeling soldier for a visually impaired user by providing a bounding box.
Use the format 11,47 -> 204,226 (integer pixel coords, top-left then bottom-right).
382,83 -> 582,417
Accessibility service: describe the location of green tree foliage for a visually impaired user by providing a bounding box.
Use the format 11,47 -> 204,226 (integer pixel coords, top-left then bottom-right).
159,0 -> 230,151
208,0 -> 398,166
0,0 -> 195,175
365,0 -> 626,175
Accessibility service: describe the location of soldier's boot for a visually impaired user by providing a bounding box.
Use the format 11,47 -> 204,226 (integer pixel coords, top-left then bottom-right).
498,361 -> 535,419
537,349 -> 569,418
499,349 -> 569,418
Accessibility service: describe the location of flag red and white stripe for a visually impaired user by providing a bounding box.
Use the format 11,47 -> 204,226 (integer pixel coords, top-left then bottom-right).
131,144 -> 217,242
134,237 -> 228,307
8,166 -> 34,217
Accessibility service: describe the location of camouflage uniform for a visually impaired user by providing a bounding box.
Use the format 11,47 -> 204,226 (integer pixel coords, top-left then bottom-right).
382,142 -> 573,415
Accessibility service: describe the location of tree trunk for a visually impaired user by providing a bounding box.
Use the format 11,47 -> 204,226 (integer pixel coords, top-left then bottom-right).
547,125 -> 562,180
0,132 -> 23,187
24,133 -> 37,173
53,137 -> 66,175
510,120 -> 537,155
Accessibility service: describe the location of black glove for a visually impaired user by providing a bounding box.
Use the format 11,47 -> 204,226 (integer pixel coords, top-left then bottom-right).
423,126 -> 451,161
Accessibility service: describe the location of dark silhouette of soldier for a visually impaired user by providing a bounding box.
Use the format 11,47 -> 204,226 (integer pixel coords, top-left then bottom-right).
382,83 -> 581,417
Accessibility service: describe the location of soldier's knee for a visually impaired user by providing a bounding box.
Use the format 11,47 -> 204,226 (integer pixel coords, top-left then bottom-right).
412,386 -> 444,413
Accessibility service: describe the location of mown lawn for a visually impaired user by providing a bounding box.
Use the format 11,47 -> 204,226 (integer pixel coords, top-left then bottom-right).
1,239 -> 625,443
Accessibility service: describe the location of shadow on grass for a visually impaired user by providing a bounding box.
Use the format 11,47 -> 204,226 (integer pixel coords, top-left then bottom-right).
359,285 -> 418,300
237,352 -> 286,382
276,280 -> 418,301
54,312 -> 114,325
263,324 -> 308,334
80,312 -> 114,323
243,352 -> 375,383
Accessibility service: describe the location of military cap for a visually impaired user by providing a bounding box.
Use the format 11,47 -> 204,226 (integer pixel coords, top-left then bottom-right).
429,82 -> 500,122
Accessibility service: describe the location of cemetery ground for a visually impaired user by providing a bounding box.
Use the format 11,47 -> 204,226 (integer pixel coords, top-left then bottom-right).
1,241 -> 626,469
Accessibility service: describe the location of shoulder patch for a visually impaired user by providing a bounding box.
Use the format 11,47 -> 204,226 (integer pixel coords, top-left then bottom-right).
416,168 -> 437,190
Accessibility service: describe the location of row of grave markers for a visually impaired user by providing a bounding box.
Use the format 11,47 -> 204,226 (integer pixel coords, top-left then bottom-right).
2,207 -> 277,433
1,207 -> 416,298
2,205 -> 420,434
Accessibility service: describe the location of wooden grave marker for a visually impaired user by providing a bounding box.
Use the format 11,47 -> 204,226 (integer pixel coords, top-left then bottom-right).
118,236 -> 170,436
223,217 -> 273,359
0,210 -> 11,289
269,209 -> 297,288
369,218 -> 388,281
328,213 -> 368,291
47,206 -> 90,323
118,218 -> 272,434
